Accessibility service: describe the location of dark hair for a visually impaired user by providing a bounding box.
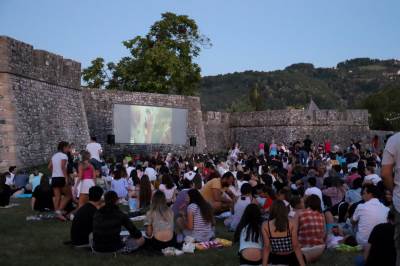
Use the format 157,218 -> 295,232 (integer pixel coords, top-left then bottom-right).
89,186 -> 103,202
269,200 -> 289,232
193,174 -> 203,190
234,204 -> 262,243
104,191 -> 118,206
308,177 -> 317,187
91,136 -> 97,142
305,194 -> 322,212
352,178 -> 363,189
222,171 -> 234,180
161,174 -> 175,190
57,141 -> 69,152
362,184 -> 380,198
139,175 -> 152,208
188,189 -> 214,224
289,195 -> 302,209
130,170 -> 140,186
182,178 -> 193,189
39,175 -> 51,192
240,183 -> 252,196
8,166 -> 16,173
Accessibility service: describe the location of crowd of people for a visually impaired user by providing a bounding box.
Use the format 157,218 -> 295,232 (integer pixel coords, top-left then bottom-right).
1,133 -> 399,266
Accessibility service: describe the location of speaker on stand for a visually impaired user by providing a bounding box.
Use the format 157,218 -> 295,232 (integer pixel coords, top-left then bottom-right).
189,136 -> 197,154
107,134 -> 115,145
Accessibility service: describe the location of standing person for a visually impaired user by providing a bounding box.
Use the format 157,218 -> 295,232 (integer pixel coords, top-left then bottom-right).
77,151 -> 96,208
48,141 -> 72,217
234,204 -> 263,266
86,136 -> 102,170
381,132 -> 400,265
185,189 -> 215,242
262,200 -> 306,266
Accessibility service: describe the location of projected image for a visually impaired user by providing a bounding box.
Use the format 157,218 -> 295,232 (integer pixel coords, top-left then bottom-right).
113,104 -> 188,144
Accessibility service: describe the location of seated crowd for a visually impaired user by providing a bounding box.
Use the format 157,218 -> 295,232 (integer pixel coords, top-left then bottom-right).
0,135 -> 398,266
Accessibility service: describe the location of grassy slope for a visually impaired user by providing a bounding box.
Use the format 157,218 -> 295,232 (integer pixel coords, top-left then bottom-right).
0,199 -> 357,266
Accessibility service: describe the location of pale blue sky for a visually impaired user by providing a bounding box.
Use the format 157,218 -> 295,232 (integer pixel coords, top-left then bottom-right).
0,0 -> 399,76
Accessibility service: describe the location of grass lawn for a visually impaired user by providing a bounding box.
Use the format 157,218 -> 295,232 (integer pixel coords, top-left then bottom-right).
0,199 -> 358,266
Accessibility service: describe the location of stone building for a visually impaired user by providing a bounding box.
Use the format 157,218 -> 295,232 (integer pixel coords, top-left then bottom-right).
0,36 -> 373,171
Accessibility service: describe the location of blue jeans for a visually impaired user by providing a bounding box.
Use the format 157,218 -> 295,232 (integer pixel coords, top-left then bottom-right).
299,150 -> 308,166
354,255 -> 365,266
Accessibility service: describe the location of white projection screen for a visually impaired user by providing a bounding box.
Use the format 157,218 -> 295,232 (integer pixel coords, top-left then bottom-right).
113,104 -> 188,145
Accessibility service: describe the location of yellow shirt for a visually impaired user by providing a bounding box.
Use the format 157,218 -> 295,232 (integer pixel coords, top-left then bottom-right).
201,178 -> 223,203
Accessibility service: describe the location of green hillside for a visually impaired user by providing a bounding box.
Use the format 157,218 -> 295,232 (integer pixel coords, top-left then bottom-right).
200,58 -> 400,112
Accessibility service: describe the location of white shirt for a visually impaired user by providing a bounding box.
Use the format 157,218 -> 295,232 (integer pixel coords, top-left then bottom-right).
51,152 -> 68,177
352,198 -> 389,246
86,142 -> 102,161
159,184 -> 177,202
5,172 -> 14,186
126,166 -> 135,177
184,171 -> 196,181
364,174 -> 382,186
304,186 -> 324,210
144,167 -> 157,182
382,132 -> 400,212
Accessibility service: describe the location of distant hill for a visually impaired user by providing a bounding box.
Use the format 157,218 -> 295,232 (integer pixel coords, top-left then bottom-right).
200,58 -> 400,111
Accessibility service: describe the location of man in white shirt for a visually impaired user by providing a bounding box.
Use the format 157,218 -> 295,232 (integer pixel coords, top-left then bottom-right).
381,132 -> 400,264
144,161 -> 157,182
86,136 -> 102,170
304,177 -> 324,211
363,166 -> 382,186
352,184 -> 389,246
5,166 -> 16,187
126,161 -> 135,177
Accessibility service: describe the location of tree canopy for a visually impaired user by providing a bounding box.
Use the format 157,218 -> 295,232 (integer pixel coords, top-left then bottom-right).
82,12 -> 211,96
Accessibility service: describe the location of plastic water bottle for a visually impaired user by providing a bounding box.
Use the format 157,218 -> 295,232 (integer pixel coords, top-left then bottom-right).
128,198 -> 137,212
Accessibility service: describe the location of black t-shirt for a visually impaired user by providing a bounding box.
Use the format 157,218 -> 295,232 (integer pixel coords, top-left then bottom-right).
32,185 -> 54,211
70,203 -> 97,246
303,139 -> 312,152
366,223 -> 396,266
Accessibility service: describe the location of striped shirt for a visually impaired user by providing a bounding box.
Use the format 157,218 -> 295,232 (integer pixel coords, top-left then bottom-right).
187,203 -> 214,242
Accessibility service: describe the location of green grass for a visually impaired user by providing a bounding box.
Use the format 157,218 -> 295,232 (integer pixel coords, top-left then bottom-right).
0,199 -> 357,266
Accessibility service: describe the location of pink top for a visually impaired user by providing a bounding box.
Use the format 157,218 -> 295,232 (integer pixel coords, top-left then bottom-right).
82,164 -> 94,180
259,143 -> 265,150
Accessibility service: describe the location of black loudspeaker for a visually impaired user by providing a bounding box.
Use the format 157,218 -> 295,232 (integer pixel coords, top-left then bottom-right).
189,136 -> 197,147
107,134 -> 115,145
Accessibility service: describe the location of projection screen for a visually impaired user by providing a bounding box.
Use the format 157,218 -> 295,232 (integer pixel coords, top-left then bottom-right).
113,104 -> 188,145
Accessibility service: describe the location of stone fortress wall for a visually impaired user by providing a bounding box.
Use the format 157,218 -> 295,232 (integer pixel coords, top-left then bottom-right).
0,36 -> 373,171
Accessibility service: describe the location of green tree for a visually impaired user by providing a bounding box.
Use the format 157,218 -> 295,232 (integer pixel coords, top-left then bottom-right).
362,84 -> 400,130
249,83 -> 264,111
82,12 -> 211,95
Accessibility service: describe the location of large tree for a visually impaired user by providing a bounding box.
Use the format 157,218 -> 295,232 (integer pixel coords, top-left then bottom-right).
82,12 -> 211,95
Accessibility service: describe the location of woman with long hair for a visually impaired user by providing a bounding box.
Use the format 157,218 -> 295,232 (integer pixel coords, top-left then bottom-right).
234,204 -> 263,266
262,200 -> 305,266
144,190 -> 175,251
186,189 -> 215,242
77,151 -> 96,208
31,175 -> 54,211
48,141 -> 72,217
138,175 -> 152,210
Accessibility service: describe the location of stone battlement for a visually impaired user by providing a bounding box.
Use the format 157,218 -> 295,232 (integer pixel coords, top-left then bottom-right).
0,36 -> 81,89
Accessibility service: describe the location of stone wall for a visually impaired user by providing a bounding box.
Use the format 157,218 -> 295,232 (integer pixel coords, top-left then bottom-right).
82,90 -> 206,157
0,36 -> 90,170
0,36 -> 375,170
228,109 -> 370,152
202,111 -> 231,153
